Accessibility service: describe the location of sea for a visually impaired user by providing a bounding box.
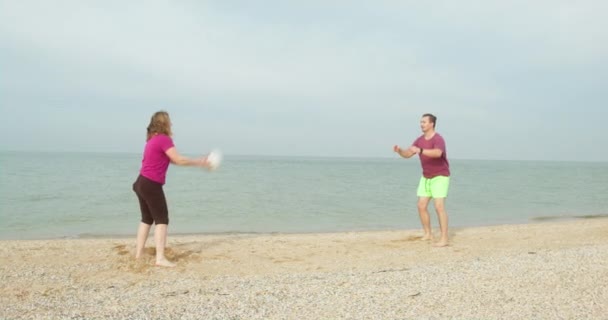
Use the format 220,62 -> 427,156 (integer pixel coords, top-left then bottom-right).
1,151 -> 607,240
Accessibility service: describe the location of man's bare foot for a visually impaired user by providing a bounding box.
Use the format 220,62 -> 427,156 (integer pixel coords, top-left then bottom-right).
155,259 -> 176,267
432,239 -> 449,247
421,234 -> 433,241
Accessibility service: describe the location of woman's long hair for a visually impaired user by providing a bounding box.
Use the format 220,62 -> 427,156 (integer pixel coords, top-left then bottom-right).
146,111 -> 172,141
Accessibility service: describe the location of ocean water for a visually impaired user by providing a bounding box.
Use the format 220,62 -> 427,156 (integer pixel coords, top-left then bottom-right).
1,151 -> 607,240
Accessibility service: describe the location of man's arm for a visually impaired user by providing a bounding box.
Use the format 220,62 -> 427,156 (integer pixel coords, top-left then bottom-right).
394,145 -> 417,159
418,135 -> 446,158
417,147 -> 443,158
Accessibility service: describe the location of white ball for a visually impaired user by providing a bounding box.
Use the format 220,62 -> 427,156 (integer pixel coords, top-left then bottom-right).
206,149 -> 223,170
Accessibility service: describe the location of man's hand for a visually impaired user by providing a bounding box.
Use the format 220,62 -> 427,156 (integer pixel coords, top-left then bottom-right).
408,145 -> 421,154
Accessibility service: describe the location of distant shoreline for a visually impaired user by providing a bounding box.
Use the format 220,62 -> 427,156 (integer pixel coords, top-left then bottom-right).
3,215 -> 606,241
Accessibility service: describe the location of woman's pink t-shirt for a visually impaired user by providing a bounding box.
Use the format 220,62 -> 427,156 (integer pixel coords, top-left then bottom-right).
139,134 -> 174,184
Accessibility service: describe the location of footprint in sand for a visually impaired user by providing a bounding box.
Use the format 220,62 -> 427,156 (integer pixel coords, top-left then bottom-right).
390,236 -> 424,243
112,244 -> 130,256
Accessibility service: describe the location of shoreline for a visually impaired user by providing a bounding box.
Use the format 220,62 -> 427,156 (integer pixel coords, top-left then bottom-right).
2,218 -> 607,319
2,213 -> 606,241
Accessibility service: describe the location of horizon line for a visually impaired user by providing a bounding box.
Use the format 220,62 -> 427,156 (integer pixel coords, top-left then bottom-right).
1,149 -> 606,163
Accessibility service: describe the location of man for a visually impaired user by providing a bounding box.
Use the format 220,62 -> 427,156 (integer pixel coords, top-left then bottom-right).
394,113 -> 450,247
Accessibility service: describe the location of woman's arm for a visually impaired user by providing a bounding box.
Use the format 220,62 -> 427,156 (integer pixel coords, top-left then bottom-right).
165,147 -> 207,167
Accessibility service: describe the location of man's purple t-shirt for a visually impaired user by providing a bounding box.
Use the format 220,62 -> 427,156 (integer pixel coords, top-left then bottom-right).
140,134 -> 174,184
413,133 -> 450,179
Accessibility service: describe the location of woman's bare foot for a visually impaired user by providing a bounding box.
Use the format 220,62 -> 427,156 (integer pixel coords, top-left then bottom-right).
155,259 -> 176,267
433,239 -> 449,247
421,234 -> 434,241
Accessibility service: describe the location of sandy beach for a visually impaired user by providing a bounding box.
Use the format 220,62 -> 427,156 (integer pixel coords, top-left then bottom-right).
1,218 -> 607,319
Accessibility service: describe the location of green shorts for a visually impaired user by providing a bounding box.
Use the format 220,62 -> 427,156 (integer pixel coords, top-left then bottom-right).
417,176 -> 450,198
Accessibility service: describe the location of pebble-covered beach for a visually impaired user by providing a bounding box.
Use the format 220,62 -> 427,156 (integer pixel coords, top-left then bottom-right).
2,219 -> 607,319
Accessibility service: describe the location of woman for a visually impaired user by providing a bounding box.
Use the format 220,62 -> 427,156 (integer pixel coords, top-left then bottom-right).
132,111 -> 209,267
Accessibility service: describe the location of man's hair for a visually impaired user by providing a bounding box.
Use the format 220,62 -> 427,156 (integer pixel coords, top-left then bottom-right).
422,113 -> 437,128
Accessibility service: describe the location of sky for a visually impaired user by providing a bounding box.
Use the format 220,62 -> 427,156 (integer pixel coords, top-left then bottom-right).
1,1 -> 607,161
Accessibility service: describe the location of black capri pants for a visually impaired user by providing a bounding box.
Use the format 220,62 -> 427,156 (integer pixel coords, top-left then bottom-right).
132,175 -> 169,225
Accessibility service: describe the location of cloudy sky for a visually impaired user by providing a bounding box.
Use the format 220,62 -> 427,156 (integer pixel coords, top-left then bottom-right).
1,1 -> 606,161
